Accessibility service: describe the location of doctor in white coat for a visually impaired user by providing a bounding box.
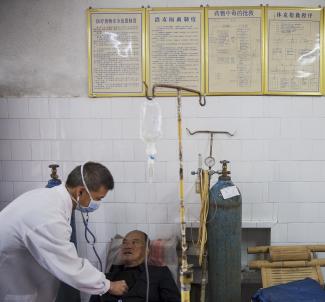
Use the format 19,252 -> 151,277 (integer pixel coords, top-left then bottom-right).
0,161 -> 128,302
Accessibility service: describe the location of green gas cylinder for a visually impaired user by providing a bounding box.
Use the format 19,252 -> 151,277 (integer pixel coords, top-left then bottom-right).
207,160 -> 242,302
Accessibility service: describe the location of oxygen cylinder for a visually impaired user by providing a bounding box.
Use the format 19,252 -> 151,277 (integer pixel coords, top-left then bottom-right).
207,160 -> 242,302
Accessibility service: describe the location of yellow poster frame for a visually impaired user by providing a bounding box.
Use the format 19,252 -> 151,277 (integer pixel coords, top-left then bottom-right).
264,6 -> 323,96
87,8 -> 146,97
145,7 -> 205,97
205,6 -> 265,96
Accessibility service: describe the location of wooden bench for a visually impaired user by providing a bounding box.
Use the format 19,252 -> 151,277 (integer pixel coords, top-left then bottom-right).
247,245 -> 325,288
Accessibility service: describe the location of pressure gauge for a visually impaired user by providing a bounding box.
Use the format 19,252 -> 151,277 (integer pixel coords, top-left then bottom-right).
204,156 -> 216,168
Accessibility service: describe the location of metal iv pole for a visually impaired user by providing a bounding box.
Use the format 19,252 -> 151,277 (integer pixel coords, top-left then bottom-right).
144,83 -> 206,302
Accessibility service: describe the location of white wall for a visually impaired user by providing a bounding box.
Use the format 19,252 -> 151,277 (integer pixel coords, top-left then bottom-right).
1,0 -> 325,273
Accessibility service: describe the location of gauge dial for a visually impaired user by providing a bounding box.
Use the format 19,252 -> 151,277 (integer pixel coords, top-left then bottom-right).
204,156 -> 215,168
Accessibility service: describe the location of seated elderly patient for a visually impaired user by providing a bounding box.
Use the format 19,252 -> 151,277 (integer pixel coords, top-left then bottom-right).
90,230 -> 180,302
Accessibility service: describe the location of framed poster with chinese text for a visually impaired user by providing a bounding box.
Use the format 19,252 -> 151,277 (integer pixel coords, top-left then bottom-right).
87,8 -> 145,97
146,7 -> 205,96
206,7 -> 264,95
265,7 -> 323,95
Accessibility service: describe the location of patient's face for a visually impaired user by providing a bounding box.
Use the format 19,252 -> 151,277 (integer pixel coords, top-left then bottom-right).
121,231 -> 147,267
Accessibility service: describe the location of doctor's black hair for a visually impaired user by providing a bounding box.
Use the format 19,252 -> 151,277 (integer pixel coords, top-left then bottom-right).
66,161 -> 114,192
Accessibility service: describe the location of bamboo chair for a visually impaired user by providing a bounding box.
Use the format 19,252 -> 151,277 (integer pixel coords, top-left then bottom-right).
247,245 -> 325,288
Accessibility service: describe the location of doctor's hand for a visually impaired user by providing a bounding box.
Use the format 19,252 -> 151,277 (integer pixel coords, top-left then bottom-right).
108,280 -> 128,296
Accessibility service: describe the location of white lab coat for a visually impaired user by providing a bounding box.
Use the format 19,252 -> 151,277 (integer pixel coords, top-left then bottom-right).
0,184 -> 109,302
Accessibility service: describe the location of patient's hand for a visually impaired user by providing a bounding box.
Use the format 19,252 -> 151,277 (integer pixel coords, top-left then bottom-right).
108,280 -> 128,296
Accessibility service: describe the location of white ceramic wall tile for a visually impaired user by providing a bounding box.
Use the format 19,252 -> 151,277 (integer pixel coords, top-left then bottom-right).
313,98 -> 325,117
312,140 -> 325,160
71,141 -> 93,161
242,203 -> 252,221
147,204 -> 168,223
104,203 -> 126,223
280,118 -> 301,138
101,119 -> 122,139
217,140 -> 243,161
2,93 -> 325,247
0,141 -> 11,160
241,96 -> 264,117
0,182 -> 14,202
263,97 -> 292,117
0,99 -> 8,118
155,140 -> 178,161
8,98 -> 29,118
242,140 -> 267,161
162,118 -> 178,140
112,140 -> 134,161
288,223 -> 325,243
11,141 -> 31,160
180,98 -> 200,118
49,98 -> 72,118
51,141 -> 72,160
167,203 -> 180,223
301,118 -> 325,139
28,98 -> 49,118
104,162 -> 124,183
279,203 -> 325,223
268,182 -> 290,203
95,223 -> 117,243
111,99 -> 137,118
117,223 -> 138,236
58,119 -> 101,140
66,98 -> 94,119
1,161 -> 23,181
31,141 -> 51,160
135,183 -> 157,203
133,140 -> 148,161
91,140 -> 113,161
299,161 -> 325,182
159,98 -> 177,118
122,119 -> 140,139
20,119 -> 40,139
125,203 -> 147,223
135,224 -> 149,234
40,119 -> 57,139
268,140 -> 292,160
148,224 -> 178,239
13,181 -> 43,198
114,183 -> 136,203
156,183 -> 178,203
146,161 -> 167,183
251,203 -> 274,221
165,161 -> 179,182
124,162 -> 146,183
290,98 -> 313,117
90,203 -> 106,222
0,119 -> 20,139
240,182 -> 268,203
89,99 -> 111,118
271,223 -> 288,243
22,161 -> 43,181
252,118 -> 281,139
186,203 -> 200,223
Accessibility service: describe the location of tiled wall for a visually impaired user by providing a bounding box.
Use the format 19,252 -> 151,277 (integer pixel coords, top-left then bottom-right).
1,96 -> 325,254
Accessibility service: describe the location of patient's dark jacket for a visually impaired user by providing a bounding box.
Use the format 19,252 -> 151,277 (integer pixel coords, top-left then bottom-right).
89,264 -> 180,302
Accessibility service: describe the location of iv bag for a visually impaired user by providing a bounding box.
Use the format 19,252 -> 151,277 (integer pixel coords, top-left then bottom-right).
140,99 -> 162,182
